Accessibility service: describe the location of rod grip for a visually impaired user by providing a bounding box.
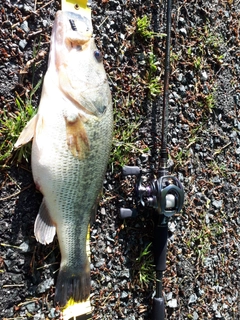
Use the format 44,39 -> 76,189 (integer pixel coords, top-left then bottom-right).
152,297 -> 165,320
154,224 -> 168,271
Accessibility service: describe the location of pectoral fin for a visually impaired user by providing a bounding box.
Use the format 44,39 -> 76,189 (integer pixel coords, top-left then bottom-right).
34,198 -> 56,245
64,114 -> 90,159
14,114 -> 38,148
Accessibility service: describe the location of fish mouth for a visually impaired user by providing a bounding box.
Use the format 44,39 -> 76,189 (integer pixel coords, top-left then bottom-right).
64,12 -> 93,48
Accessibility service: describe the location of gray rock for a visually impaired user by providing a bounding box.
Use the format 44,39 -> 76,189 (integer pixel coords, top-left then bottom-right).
20,21 -> 29,33
36,278 -> 54,294
19,241 -> 30,252
188,293 -> 197,304
19,39 -> 27,50
167,299 -> 177,308
26,302 -> 36,313
179,27 -> 187,37
200,71 -> 208,81
212,200 -> 223,209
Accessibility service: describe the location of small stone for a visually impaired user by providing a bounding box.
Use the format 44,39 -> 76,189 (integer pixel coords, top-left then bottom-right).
212,301 -> 218,311
215,310 -> 222,318
42,20 -> 48,27
19,39 -> 27,50
188,293 -> 197,304
205,213 -> 210,224
20,21 -> 29,33
36,278 -> 54,294
212,200 -> 223,209
26,302 -> 36,313
178,17 -> 185,26
106,246 -> 112,253
212,176 -> 221,184
200,71 -> 208,81
179,27 -> 187,37
121,291 -> 128,299
119,269 -> 130,278
48,308 -> 60,319
167,299 -> 177,308
166,292 -> 173,301
19,241 -> 30,252
235,147 -> 240,154
140,153 -> 149,163
95,258 -> 105,268
178,85 -> 186,97
11,274 -> 23,283
168,222 -> 176,232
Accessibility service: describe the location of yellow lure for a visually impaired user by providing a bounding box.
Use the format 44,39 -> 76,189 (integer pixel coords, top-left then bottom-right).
61,0 -> 91,19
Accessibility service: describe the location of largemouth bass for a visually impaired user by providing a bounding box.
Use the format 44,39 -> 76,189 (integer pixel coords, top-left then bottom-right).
15,10 -> 113,307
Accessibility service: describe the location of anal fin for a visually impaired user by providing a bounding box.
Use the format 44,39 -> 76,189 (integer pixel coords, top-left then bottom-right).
34,198 -> 56,245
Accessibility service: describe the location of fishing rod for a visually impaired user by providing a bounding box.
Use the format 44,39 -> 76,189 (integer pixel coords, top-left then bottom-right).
119,0 -> 184,319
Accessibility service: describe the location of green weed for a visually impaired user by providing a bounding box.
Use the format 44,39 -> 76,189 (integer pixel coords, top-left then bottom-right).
136,16 -> 165,40
0,79 -> 41,167
197,91 -> 216,113
110,107 -> 149,168
145,50 -> 161,97
134,242 -> 155,287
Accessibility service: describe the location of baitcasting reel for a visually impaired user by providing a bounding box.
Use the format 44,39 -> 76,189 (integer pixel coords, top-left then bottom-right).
120,165 -> 184,219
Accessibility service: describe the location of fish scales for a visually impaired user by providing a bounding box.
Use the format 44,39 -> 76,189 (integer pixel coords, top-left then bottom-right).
14,10 -> 113,307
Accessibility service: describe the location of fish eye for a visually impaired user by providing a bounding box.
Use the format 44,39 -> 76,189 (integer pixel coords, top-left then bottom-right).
94,50 -> 103,62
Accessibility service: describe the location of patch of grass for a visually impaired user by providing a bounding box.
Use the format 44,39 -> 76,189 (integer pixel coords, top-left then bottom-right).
136,16 -> 165,40
0,80 -> 41,167
198,91 -> 216,113
172,147 -> 190,169
146,50 -> 161,97
208,160 -> 228,177
110,106 -> 149,168
134,242 -> 155,287
187,219 -> 224,263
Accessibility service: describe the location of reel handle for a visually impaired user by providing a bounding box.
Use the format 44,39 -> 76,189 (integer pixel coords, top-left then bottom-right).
122,166 -> 141,176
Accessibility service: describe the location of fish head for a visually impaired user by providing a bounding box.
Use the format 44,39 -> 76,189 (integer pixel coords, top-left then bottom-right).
49,10 -> 94,69
46,10 -> 110,118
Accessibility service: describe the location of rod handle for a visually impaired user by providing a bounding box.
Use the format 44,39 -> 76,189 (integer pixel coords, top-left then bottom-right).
152,297 -> 165,320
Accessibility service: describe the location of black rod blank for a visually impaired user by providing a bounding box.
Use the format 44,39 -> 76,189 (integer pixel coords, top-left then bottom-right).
160,0 -> 172,169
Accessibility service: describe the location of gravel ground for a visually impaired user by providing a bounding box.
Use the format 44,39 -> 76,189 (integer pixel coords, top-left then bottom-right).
0,0 -> 240,319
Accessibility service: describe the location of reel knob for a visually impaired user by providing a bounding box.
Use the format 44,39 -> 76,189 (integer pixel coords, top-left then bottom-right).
122,166 -> 141,176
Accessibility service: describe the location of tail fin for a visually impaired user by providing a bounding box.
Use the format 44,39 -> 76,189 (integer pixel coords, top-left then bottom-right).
62,298 -> 92,320
54,264 -> 90,307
